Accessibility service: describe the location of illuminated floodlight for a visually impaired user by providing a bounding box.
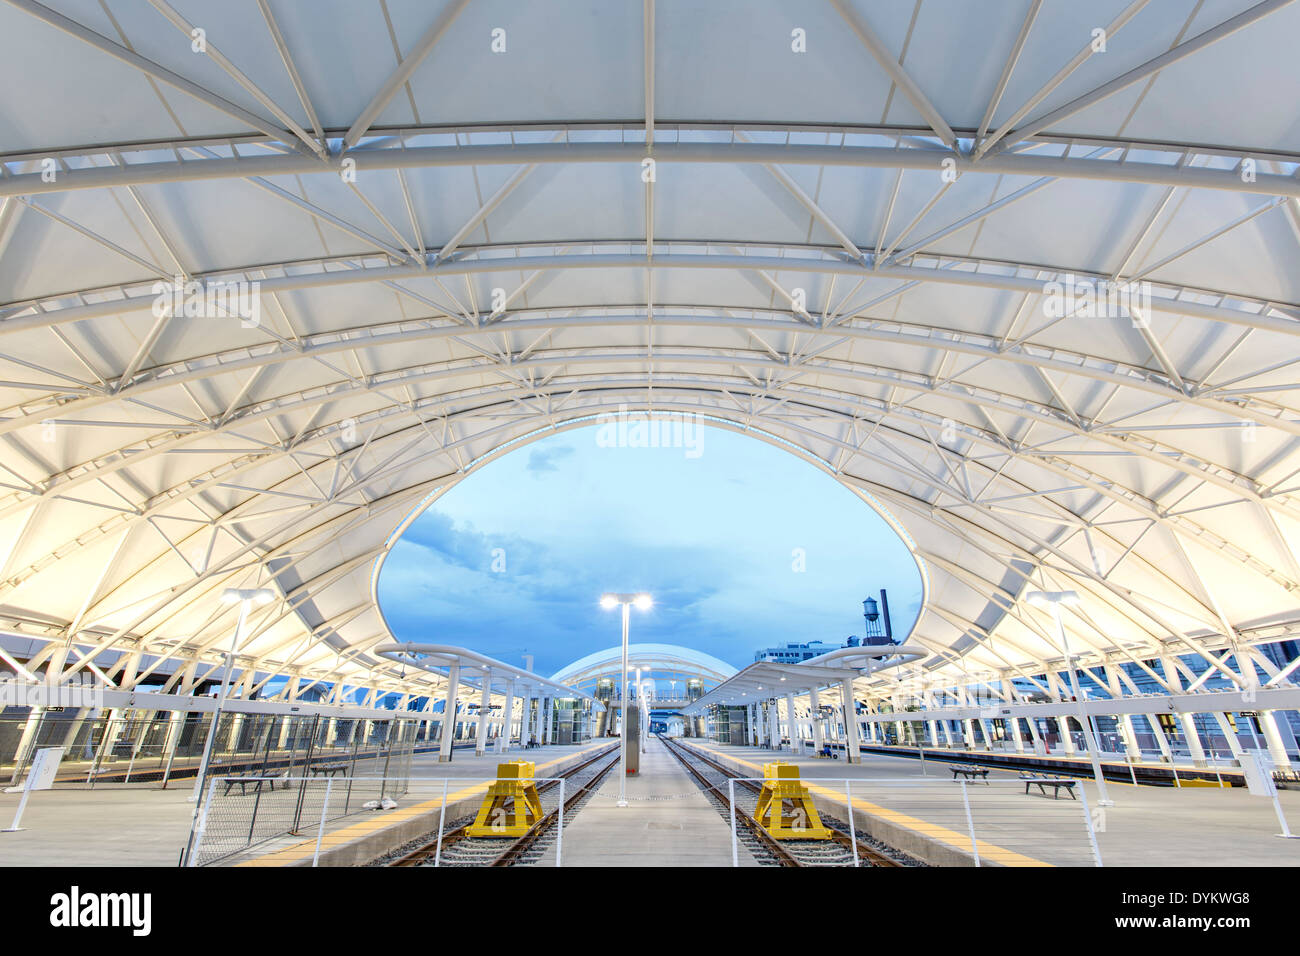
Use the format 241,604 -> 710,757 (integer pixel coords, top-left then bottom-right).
221,587 -> 275,606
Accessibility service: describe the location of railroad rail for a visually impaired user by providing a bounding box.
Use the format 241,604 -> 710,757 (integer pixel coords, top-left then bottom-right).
659,735 -> 916,867
387,743 -> 619,867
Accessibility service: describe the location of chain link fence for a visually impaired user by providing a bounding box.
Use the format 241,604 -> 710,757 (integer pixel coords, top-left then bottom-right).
1,709 -> 424,789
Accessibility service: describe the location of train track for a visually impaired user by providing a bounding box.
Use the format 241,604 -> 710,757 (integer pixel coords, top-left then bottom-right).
387,743 -> 619,867
659,735 -> 918,867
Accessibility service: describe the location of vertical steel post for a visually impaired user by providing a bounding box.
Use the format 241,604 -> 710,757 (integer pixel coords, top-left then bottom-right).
960,781 -> 980,867
185,778 -> 220,867
311,778 -> 334,867
434,779 -> 449,867
844,780 -> 860,867
1075,781 -> 1105,866
556,778 -> 565,867
729,778 -> 738,867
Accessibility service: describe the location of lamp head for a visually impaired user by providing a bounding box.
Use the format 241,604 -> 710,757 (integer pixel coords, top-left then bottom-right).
600,594 -> 619,609
1026,590 -> 1080,608
222,587 -> 275,606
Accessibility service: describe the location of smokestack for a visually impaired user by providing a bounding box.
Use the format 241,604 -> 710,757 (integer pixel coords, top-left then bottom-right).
880,589 -> 893,643
523,654 -> 534,673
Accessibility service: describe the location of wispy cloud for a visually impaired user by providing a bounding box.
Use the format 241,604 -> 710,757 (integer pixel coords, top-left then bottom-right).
525,444 -> 575,476
378,425 -> 923,676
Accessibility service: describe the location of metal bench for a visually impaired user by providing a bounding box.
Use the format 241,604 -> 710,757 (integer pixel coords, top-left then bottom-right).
1019,773 -> 1077,799
222,771 -> 288,796
307,763 -> 348,777
949,764 -> 990,783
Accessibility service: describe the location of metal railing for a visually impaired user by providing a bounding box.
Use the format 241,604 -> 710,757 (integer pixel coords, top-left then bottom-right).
2,712 -> 422,789
188,774 -> 569,867
726,776 -> 1102,867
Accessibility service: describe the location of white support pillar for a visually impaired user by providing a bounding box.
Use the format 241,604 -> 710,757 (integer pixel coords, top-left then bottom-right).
784,692 -> 796,749
418,696 -> 435,744
278,676 -> 299,749
1007,714 -> 1026,753
1161,656 -> 1207,767
8,708 -> 45,784
1025,716 -> 1046,756
1258,711 -> 1294,769
1212,712 -> 1246,760
769,699 -> 780,750
1178,713 -> 1208,766
809,687 -> 824,752
501,678 -> 517,752
1117,713 -> 1142,758
439,664 -> 460,762
842,678 -> 861,764
475,668 -> 492,756
1054,715 -> 1076,754
542,695 -> 553,745
1147,714 -> 1175,762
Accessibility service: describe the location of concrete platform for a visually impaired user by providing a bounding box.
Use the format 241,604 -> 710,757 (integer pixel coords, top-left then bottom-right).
532,735 -> 761,867
686,739 -> 1300,867
0,741 -> 605,867
237,741 -> 616,867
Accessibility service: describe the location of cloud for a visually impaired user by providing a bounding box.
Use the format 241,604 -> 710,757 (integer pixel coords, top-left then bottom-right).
377,424 -> 925,676
525,444 -> 575,476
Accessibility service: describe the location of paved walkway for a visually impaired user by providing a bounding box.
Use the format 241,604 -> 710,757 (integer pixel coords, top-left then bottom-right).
0,741 -> 597,866
534,736 -> 759,866
694,740 -> 1300,867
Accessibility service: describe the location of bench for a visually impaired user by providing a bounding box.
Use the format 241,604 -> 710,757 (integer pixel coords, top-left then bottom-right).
222,771 -> 288,796
1019,773 -> 1077,799
307,763 -> 348,777
949,764 -> 990,783
1273,769 -> 1300,790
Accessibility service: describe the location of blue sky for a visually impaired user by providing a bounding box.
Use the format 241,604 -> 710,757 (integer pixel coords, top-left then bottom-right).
377,423 -> 922,677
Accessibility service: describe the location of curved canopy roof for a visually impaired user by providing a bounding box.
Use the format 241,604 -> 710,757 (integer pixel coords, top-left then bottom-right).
2,0 -> 1299,702
550,643 -> 738,689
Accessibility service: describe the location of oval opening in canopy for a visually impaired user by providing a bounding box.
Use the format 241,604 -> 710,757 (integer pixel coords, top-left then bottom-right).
376,421 -> 924,676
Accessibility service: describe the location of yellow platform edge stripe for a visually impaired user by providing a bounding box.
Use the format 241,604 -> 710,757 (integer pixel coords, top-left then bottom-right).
685,741 -> 1052,868
234,742 -> 612,867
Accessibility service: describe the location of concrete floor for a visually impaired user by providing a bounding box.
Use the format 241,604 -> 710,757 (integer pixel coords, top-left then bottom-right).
0,741 -> 599,866
690,740 -> 1300,866
6,735 -> 1297,867
533,735 -> 760,867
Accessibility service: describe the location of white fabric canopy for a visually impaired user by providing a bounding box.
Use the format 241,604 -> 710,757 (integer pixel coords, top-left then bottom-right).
1,0 -> 1298,701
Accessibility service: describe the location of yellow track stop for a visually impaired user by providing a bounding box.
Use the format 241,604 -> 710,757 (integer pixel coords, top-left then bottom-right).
466,760 -> 545,838
754,762 -> 832,840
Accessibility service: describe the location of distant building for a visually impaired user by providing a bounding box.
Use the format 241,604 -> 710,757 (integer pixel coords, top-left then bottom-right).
753,640 -> 834,664
754,590 -> 897,662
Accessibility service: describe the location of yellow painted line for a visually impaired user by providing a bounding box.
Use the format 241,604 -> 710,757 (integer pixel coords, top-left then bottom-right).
235,743 -> 613,867
686,741 -> 1052,868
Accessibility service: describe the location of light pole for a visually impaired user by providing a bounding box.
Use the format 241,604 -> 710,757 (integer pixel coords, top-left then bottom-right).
1028,590 -> 1114,807
190,587 -> 275,802
601,592 -> 651,807
183,586 -> 274,864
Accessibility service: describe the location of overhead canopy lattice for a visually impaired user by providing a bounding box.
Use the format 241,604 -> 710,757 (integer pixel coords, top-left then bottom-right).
2,0 -> 1299,700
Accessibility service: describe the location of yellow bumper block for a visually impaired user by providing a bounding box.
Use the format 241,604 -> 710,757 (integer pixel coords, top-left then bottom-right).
465,760 -> 545,838
754,762 -> 832,840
